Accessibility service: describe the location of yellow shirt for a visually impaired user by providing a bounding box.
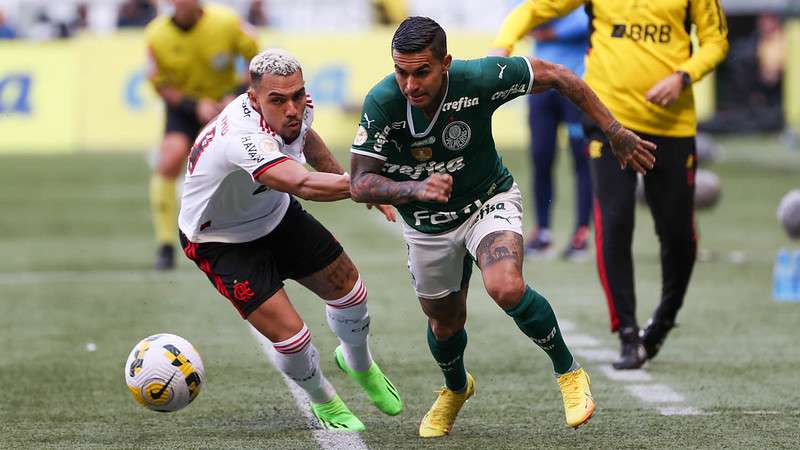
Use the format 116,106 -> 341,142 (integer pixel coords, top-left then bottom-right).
145,4 -> 259,101
493,0 -> 728,137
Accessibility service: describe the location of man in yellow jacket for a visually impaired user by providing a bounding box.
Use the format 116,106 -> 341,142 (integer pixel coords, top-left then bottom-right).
492,0 -> 728,369
146,0 -> 259,269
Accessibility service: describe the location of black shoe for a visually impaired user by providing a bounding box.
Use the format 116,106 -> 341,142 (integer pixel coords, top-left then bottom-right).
154,244 -> 175,271
640,318 -> 675,360
612,327 -> 647,370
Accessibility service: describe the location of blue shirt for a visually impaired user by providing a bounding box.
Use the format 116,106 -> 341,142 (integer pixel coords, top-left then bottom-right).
0,25 -> 16,40
525,6 -> 589,76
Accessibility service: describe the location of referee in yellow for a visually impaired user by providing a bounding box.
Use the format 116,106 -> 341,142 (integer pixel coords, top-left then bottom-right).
492,0 -> 728,369
145,0 -> 258,269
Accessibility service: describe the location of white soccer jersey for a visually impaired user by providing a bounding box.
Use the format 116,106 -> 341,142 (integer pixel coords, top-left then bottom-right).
178,93 -> 315,243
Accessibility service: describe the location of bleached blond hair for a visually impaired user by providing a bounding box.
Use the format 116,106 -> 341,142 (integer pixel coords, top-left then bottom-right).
249,48 -> 302,85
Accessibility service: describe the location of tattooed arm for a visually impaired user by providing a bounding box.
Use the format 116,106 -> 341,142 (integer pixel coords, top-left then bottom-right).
350,154 -> 453,205
529,58 -> 657,174
303,128 -> 345,175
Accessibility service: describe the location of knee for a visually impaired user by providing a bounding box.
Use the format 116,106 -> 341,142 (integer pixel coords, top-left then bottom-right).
485,276 -> 526,310
429,311 -> 466,341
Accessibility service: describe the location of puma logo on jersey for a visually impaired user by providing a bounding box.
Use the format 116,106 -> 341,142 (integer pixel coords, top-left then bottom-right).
494,215 -> 513,225
363,113 -> 375,129
497,63 -> 507,79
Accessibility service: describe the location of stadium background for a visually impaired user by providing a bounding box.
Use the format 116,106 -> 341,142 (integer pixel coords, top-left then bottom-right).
0,0 -> 799,153
1,1 -> 799,449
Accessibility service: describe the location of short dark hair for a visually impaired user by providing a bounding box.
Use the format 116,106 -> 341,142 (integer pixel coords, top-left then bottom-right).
391,16 -> 447,60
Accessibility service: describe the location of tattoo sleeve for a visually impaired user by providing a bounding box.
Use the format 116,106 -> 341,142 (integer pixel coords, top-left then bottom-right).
350,154 -> 420,204
303,128 -> 345,175
530,57 -> 619,135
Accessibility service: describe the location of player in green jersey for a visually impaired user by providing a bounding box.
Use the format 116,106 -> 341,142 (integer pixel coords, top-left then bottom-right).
350,17 -> 656,436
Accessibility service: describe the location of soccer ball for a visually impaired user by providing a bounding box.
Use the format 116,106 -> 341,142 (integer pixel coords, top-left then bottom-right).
777,189 -> 800,239
124,334 -> 205,412
694,169 -> 721,210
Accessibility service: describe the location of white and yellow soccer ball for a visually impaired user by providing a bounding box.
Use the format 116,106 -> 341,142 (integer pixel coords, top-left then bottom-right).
124,334 -> 205,412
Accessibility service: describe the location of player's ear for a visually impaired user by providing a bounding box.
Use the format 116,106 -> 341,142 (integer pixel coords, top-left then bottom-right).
247,87 -> 260,111
442,54 -> 452,73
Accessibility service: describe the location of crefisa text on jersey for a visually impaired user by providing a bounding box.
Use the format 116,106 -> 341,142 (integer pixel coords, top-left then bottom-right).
441,96 -> 479,112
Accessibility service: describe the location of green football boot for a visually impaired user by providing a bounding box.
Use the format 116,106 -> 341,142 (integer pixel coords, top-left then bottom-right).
334,346 -> 403,416
310,394 -> 365,432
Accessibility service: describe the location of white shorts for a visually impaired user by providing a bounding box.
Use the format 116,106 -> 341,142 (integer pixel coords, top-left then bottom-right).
402,184 -> 524,299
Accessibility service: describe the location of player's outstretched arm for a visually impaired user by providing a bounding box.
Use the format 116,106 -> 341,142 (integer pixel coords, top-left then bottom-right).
350,154 -> 452,205
529,58 -> 657,174
303,129 -> 345,175
257,159 -> 350,202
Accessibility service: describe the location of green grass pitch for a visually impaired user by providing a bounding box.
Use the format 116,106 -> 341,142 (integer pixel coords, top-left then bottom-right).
0,136 -> 798,449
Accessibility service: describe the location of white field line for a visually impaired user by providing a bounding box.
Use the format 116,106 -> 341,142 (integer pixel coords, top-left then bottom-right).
598,365 -> 653,382
658,406 -> 709,416
564,334 -> 601,347
248,325 -> 369,450
625,384 -> 685,403
573,348 -> 619,363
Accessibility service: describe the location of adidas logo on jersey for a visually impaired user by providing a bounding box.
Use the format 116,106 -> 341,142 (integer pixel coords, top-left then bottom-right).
441,96 -> 479,112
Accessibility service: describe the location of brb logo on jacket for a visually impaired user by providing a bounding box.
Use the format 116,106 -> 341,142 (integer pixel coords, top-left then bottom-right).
611,23 -> 672,43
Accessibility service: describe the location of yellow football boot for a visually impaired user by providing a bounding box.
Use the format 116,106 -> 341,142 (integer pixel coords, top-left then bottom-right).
418,372 -> 475,438
557,367 -> 595,428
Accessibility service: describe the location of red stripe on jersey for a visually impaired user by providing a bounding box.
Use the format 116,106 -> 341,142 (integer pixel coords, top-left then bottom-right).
252,156 -> 290,179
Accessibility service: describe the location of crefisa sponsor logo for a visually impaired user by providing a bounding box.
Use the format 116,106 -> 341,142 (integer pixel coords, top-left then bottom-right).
381,155 -> 465,180
441,96 -> 479,112
491,83 -> 527,101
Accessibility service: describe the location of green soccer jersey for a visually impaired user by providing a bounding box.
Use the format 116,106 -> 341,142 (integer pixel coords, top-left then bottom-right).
351,56 -> 534,233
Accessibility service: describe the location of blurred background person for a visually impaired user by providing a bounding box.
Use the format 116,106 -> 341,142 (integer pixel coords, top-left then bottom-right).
0,8 -> 17,39
117,0 -> 157,28
246,0 -> 267,27
514,4 -> 592,261
493,0 -> 729,370
372,0 -> 406,25
700,13 -> 786,134
145,0 -> 259,270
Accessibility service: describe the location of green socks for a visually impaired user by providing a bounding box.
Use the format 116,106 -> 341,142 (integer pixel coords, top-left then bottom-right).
427,325 -> 468,392
505,286 -> 576,374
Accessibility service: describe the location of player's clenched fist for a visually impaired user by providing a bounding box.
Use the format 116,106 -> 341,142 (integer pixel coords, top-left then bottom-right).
415,173 -> 453,203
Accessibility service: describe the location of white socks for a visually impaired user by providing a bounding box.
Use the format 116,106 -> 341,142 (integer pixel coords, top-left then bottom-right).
325,277 -> 373,372
271,324 -> 336,404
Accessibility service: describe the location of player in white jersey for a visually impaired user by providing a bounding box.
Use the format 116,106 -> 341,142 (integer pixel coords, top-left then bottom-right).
178,49 -> 402,431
